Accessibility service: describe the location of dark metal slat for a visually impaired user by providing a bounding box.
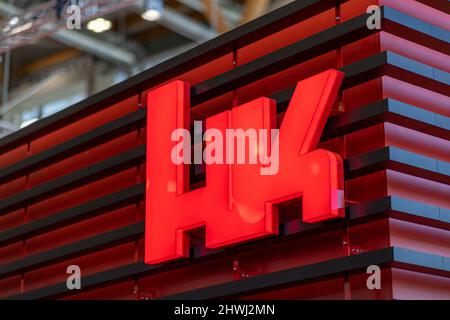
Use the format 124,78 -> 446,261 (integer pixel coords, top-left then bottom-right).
0,146 -> 146,215
0,184 -> 145,247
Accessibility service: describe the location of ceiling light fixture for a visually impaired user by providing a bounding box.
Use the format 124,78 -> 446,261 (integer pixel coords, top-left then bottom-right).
142,0 -> 164,22
8,16 -> 19,26
87,18 -> 112,33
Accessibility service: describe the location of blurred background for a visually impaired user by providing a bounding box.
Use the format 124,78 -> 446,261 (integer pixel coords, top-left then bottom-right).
0,0 -> 292,137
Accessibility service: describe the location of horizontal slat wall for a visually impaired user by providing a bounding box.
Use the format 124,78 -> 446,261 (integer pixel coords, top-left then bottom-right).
0,0 -> 448,299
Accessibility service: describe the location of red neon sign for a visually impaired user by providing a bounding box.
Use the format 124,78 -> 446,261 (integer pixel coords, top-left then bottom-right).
145,69 -> 345,265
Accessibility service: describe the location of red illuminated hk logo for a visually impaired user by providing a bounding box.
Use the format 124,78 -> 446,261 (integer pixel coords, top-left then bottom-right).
145,70 -> 345,265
